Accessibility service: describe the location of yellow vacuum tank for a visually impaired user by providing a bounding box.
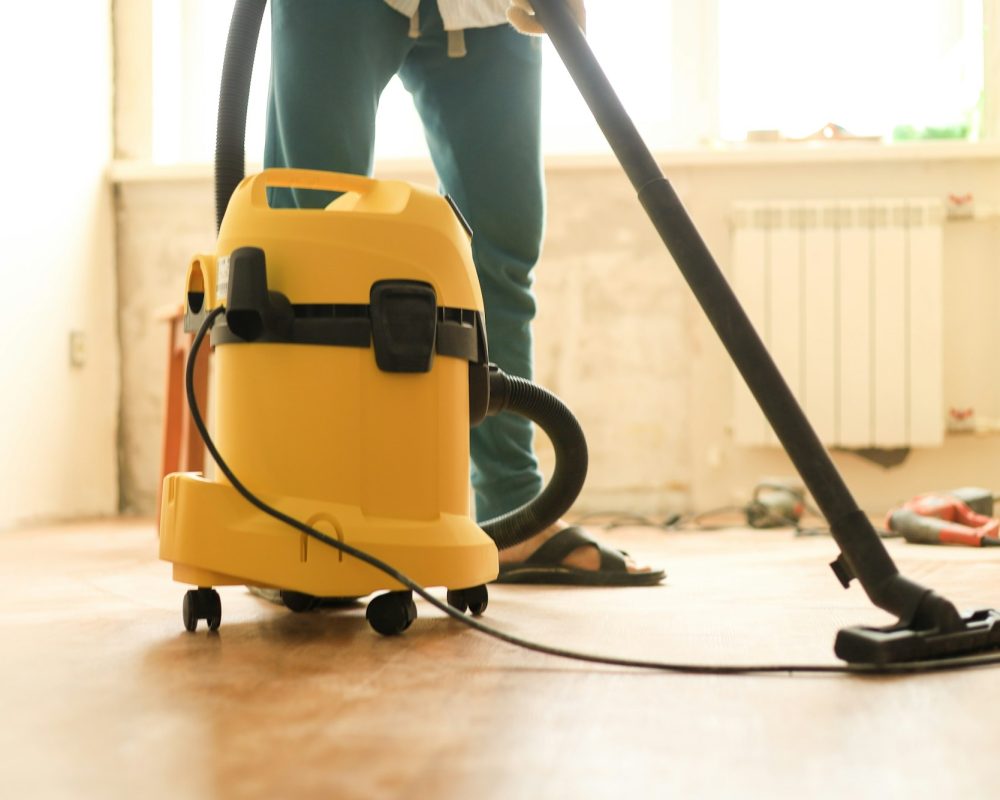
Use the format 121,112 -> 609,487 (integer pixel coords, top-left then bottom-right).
159,168 -> 499,633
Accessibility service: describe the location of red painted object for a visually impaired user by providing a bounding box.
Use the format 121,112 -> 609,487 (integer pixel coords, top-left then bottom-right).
157,305 -> 211,528
888,494 -> 1000,547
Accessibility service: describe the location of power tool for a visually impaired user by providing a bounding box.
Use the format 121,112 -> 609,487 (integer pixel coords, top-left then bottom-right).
745,480 -> 806,528
887,489 -> 1000,547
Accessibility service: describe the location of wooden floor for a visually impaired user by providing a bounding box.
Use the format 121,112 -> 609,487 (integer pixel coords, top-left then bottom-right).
4,518 -> 1000,799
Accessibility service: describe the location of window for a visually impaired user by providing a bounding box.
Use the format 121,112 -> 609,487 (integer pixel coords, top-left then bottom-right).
718,0 -> 984,142
146,0 -> 989,165
151,1 -> 270,163
149,0 -> 681,163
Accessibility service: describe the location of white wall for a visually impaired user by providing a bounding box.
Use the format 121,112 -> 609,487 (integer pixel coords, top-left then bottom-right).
114,146 -> 1000,521
391,151 -> 1000,518
0,4 -> 118,531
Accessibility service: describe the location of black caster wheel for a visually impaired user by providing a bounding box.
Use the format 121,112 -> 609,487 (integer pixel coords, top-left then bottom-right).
280,590 -> 319,613
464,584 -> 488,616
448,585 -> 488,616
182,587 -> 222,632
446,589 -> 468,613
366,591 -> 417,636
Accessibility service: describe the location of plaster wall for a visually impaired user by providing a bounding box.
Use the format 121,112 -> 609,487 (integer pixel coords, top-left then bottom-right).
114,153 -> 1000,519
0,3 -> 118,531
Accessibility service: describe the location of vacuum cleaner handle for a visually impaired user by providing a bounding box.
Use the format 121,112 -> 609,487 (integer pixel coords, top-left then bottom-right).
248,168 -> 379,208
528,0 -> 967,640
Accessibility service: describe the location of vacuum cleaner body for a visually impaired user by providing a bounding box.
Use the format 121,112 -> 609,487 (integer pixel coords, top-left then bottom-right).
160,168 -> 499,597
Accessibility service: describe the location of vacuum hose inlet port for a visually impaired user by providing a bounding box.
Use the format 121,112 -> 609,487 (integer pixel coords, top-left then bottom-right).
183,256 -> 215,333
224,247 -> 293,342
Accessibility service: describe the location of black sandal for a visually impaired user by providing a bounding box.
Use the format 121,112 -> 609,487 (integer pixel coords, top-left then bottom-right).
495,526 -> 666,586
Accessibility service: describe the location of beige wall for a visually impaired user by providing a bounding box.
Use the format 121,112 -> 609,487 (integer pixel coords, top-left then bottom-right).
0,3 -> 118,531
114,148 -> 1000,519
667,154 -> 1000,516
116,179 -> 215,513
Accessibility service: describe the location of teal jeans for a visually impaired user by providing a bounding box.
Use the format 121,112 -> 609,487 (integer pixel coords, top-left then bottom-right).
265,0 -> 545,523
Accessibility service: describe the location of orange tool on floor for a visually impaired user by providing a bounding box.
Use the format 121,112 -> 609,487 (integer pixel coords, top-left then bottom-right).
887,493 -> 1000,547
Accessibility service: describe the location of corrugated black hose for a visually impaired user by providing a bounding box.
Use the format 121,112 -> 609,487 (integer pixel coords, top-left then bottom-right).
480,368 -> 589,550
215,0 -> 267,232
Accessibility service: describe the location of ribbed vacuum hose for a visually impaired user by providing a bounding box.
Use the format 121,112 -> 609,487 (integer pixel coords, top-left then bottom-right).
215,0 -> 267,232
481,369 -> 589,551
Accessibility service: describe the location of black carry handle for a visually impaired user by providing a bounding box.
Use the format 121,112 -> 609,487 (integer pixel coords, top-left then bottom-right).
528,0 -> 967,638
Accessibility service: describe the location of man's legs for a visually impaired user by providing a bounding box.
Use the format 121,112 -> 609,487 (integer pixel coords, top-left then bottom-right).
398,9 -> 658,579
265,0 -> 659,579
267,0 -> 543,522
399,8 -> 545,524
265,0 -> 413,204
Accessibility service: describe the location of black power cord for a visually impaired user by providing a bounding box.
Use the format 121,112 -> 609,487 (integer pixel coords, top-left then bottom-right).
185,307 -> 1000,676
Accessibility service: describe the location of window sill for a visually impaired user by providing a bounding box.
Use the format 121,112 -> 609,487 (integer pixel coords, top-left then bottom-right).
108,140 -> 1000,184
547,139 -> 1000,169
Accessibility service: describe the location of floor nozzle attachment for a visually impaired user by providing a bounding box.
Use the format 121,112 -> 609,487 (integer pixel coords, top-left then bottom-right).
835,607 -> 1000,665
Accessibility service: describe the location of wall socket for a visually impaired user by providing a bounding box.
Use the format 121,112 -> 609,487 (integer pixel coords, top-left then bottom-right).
69,330 -> 86,368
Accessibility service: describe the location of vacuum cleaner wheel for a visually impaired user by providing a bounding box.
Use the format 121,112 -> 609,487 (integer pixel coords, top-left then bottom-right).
182,587 -> 222,632
280,590 -> 319,613
366,591 -> 418,636
447,585 -> 489,616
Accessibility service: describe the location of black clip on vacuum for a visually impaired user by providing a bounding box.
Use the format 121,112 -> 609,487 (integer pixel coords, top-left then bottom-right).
530,0 -> 1000,665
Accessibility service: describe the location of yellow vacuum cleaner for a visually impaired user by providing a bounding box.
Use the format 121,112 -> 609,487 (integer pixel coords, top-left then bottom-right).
157,0 -> 593,636
160,168 -> 587,633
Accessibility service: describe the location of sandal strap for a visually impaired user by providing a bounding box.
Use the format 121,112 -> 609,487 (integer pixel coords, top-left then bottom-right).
524,526 -> 629,573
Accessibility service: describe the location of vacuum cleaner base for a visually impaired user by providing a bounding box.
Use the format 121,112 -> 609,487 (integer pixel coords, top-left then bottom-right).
160,472 -> 499,601
835,608 -> 1000,665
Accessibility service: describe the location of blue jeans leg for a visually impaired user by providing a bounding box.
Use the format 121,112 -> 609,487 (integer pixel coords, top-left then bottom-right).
264,0 -> 412,207
400,17 -> 545,523
265,0 -> 546,524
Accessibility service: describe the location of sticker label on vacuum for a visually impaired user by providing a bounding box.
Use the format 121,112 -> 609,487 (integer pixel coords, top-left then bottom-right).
216,255 -> 230,300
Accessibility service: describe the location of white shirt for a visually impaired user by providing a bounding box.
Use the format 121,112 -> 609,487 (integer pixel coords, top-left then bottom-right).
384,0 -> 511,31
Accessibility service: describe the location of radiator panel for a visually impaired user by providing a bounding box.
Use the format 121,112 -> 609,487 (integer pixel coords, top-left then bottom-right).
800,212 -> 837,444
730,199 -> 944,449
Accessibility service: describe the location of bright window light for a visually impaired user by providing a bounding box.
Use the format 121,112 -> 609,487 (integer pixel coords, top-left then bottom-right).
151,1 -> 677,163
149,1 -> 986,164
718,0 -> 984,141
378,2 -> 676,157
152,0 -> 270,164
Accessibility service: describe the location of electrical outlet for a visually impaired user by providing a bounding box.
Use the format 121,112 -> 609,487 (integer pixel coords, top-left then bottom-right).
69,330 -> 86,368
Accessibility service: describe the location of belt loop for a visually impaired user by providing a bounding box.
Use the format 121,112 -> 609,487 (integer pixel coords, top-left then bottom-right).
447,29 -> 467,58
408,9 -> 420,38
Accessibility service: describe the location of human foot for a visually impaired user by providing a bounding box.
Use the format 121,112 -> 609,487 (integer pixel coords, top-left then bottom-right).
495,520 -> 665,586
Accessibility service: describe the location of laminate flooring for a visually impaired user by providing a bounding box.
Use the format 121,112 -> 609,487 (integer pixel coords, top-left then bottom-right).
3,518 -> 1000,799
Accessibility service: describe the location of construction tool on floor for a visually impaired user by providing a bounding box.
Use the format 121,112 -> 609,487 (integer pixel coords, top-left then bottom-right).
159,3 -> 590,636
947,486 -> 999,516
529,0 -> 1000,665
887,490 -> 1000,547
746,480 -> 806,529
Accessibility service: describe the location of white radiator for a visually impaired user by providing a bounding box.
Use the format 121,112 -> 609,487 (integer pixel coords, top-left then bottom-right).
730,199 -> 944,449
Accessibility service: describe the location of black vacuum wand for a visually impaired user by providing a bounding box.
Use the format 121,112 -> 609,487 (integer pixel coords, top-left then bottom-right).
530,0 -> 1000,665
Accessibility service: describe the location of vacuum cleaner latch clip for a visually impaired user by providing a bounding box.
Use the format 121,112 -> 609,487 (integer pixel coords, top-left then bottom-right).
829,554 -> 855,589
370,280 -> 438,373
